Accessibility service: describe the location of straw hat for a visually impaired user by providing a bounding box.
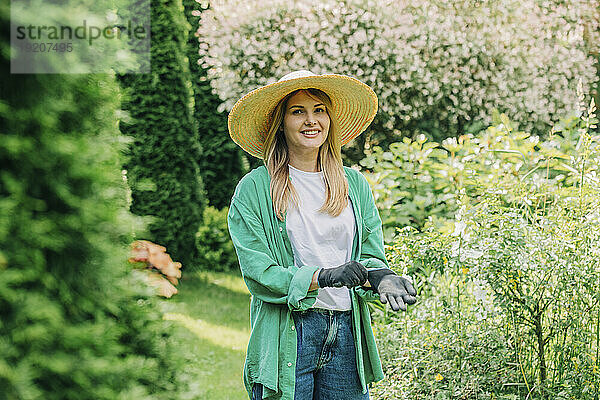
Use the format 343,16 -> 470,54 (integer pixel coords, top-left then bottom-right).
227,70 -> 378,158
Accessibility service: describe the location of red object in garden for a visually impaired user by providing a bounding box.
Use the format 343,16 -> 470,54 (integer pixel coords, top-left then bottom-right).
129,240 -> 183,298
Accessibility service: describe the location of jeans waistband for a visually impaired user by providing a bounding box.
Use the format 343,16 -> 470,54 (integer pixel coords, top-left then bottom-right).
295,308 -> 352,316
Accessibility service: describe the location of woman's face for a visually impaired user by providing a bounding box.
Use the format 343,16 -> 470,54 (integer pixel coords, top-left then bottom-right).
282,90 -> 330,156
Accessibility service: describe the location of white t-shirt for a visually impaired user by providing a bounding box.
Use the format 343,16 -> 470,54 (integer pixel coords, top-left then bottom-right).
285,164 -> 356,311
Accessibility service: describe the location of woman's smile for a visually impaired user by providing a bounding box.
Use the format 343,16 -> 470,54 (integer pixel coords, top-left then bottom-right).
300,128 -> 321,138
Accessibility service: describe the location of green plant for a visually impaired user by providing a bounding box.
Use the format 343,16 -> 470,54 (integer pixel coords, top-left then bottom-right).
362,102 -> 598,239
374,95 -> 600,399
360,136 -> 458,240
182,0 -> 246,209
455,94 -> 600,398
0,2 -> 201,395
371,267 -> 519,400
456,197 -> 600,398
196,206 -> 239,272
118,0 -> 206,270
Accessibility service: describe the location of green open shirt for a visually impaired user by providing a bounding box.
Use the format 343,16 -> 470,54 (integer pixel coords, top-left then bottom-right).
228,165 -> 387,400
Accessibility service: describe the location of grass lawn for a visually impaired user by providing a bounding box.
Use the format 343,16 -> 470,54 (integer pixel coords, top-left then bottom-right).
163,270 -> 251,400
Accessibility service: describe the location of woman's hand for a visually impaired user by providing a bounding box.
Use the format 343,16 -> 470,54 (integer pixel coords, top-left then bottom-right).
367,269 -> 417,311
317,261 -> 368,288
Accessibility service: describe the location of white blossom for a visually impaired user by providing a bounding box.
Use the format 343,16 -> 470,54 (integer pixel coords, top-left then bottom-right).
196,0 -> 599,137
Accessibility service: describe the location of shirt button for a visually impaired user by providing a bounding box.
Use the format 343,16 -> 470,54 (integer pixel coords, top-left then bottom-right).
291,326 -> 295,331
287,362 -> 292,367
279,227 -> 283,232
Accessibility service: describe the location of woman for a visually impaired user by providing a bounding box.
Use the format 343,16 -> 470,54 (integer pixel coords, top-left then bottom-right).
227,70 -> 417,400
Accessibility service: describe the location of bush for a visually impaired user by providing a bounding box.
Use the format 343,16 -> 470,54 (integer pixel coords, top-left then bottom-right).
371,262 -> 519,399
372,96 -> 600,399
0,2 -> 200,396
118,0 -> 206,270
455,198 -> 599,398
182,0 -> 247,209
196,206 -> 239,272
362,84 -> 599,239
196,0 -> 598,162
360,135 -> 456,238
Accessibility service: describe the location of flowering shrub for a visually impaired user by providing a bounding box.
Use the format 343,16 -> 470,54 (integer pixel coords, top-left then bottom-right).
196,0 -> 598,160
372,97 -> 599,398
362,82 -> 599,239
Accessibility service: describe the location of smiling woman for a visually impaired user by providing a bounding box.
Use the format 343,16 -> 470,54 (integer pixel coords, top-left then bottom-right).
226,70 -> 417,400
263,87 -> 346,222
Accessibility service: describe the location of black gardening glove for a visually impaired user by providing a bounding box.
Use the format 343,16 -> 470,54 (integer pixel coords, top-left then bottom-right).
318,261 -> 368,288
368,269 -> 417,311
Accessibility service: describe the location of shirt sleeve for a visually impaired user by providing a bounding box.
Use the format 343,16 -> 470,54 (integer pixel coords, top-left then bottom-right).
228,194 -> 319,311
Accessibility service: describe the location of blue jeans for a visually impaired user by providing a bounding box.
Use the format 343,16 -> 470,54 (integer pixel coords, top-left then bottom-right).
252,309 -> 369,400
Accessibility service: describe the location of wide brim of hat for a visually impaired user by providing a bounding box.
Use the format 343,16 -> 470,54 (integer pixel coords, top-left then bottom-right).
227,74 -> 378,159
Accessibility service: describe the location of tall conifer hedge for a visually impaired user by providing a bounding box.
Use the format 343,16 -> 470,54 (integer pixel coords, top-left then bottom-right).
183,0 -> 245,209
119,0 -> 205,268
0,3 -> 194,398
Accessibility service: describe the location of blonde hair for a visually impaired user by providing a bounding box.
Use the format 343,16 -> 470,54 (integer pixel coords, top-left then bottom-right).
262,89 -> 349,221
